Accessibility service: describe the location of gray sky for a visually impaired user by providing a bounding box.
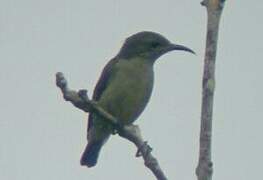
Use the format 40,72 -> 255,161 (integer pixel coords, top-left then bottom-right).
1,1 -> 262,180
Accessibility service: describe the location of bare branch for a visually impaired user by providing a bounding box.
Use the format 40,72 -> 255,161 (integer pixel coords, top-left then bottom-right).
196,1 -> 226,180
56,72 -> 168,180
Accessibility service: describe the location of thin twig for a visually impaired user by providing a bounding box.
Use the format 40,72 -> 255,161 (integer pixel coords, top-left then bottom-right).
56,72 -> 168,180
196,1 -> 226,180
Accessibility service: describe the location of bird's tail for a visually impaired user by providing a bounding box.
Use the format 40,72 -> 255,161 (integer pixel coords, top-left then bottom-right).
80,140 -> 105,167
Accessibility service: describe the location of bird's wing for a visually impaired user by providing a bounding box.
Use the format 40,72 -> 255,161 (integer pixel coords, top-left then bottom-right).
88,57 -> 119,130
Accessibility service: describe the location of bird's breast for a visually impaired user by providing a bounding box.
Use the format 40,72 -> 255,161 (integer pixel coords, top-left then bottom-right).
98,59 -> 154,124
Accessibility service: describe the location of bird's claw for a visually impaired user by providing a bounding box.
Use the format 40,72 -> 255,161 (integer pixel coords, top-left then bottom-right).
78,89 -> 88,97
111,122 -> 123,135
111,128 -> 118,135
136,141 -> 152,157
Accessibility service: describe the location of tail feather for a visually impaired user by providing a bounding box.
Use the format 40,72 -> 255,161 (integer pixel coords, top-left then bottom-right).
80,141 -> 103,167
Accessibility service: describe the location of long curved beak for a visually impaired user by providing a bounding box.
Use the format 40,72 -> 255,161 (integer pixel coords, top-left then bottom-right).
167,43 -> 195,54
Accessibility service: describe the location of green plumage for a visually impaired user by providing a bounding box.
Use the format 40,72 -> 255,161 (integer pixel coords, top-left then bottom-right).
80,31 -> 194,167
98,57 -> 154,124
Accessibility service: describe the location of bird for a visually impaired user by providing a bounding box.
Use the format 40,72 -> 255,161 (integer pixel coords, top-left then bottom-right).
80,31 -> 195,167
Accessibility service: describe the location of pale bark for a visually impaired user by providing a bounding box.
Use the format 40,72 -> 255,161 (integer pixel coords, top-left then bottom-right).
196,1 -> 226,180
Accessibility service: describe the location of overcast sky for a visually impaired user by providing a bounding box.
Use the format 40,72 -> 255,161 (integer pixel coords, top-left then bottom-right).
1,1 -> 262,180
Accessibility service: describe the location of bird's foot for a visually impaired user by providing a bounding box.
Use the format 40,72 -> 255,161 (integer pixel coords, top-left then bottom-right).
78,89 -> 88,97
112,129 -> 117,135
111,123 -> 124,135
136,141 -> 152,157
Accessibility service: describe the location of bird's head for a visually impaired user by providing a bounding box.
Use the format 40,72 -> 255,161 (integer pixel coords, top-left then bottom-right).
117,31 -> 195,62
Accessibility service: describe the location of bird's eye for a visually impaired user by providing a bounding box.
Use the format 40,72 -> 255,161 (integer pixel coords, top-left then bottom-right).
151,42 -> 161,48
